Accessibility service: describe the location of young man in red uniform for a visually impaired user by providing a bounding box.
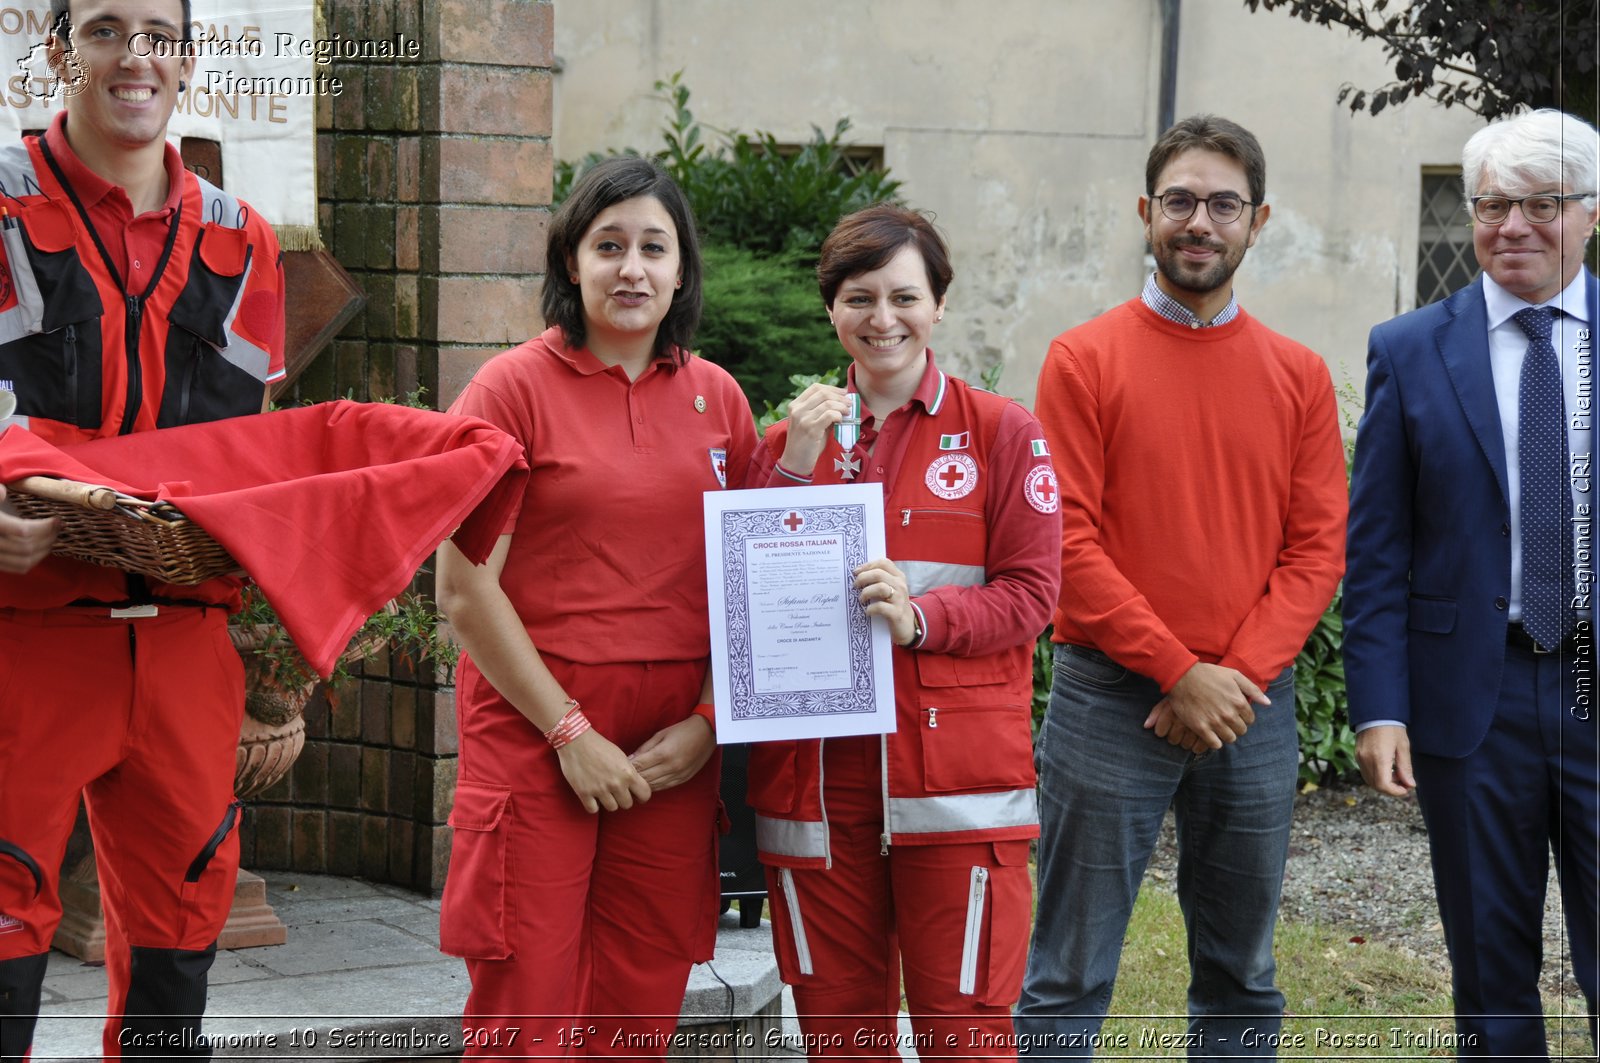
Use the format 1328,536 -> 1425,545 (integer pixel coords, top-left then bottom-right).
0,2 -> 286,1059
1014,116 -> 1346,1057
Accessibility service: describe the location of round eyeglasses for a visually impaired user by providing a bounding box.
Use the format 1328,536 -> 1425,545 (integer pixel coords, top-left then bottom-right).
1151,191 -> 1259,225
1469,193 -> 1593,225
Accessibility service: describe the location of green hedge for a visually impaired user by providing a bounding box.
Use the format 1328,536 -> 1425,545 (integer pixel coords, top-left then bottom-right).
695,245 -> 844,408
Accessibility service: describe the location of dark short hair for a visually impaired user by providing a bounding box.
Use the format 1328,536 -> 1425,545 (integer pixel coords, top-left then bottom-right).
1145,114 -> 1266,205
816,203 -> 953,309
542,156 -> 703,362
50,0 -> 195,43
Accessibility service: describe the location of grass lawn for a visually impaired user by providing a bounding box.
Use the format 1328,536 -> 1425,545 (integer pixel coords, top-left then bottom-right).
1090,885 -> 1591,1058
750,861 -> 1593,1058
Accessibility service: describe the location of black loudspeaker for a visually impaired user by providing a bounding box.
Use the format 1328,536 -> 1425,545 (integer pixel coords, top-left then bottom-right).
718,743 -> 766,927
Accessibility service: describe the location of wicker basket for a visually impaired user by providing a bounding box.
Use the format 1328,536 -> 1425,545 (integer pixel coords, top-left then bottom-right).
4,475 -> 238,585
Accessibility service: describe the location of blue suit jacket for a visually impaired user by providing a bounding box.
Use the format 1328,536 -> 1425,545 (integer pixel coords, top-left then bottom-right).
1344,270 -> 1599,758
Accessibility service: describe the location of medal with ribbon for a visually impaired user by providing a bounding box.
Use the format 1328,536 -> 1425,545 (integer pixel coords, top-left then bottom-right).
833,392 -> 862,480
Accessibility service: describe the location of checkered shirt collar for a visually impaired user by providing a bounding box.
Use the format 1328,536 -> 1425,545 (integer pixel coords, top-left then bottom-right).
1140,272 -> 1240,328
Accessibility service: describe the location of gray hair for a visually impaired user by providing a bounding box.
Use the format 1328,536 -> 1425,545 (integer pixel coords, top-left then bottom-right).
1462,108 -> 1598,208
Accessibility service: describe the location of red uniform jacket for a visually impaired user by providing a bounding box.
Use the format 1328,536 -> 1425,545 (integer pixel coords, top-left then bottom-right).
0,134 -> 283,443
748,370 -> 1057,868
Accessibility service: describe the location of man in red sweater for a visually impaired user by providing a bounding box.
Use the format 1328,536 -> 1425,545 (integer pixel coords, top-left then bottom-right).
1013,115 -> 1347,1057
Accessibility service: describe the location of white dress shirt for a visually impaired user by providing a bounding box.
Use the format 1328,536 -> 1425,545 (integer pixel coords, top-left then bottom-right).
1483,270 -> 1594,622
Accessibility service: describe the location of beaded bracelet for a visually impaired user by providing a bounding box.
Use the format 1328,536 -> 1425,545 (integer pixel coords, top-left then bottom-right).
543,699 -> 591,750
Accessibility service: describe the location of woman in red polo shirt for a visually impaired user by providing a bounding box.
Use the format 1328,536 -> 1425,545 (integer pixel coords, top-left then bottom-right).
435,156 -> 757,1058
747,204 -> 1061,1059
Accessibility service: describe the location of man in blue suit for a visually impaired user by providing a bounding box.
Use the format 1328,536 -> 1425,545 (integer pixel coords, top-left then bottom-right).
1346,108 -> 1598,1060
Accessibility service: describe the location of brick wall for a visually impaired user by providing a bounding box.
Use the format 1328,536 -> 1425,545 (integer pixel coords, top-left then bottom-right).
238,0 -> 552,892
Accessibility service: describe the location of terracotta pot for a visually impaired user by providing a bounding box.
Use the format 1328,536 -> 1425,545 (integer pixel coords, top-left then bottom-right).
226,602 -> 395,798
236,712 -> 307,800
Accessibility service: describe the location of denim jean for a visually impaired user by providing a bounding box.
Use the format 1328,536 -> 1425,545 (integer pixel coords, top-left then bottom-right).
1013,644 -> 1298,1060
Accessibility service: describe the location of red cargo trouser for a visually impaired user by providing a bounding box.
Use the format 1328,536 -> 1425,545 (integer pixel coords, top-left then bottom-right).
440,652 -> 721,1060
0,606 -> 244,1062
765,735 -> 1033,1062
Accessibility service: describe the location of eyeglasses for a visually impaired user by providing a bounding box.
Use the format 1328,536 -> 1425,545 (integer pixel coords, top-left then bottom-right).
1151,191 -> 1258,225
1469,193 -> 1593,225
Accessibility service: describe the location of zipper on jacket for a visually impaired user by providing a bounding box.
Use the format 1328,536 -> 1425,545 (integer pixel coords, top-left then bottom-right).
63,323 -> 77,385
959,865 -> 988,995
118,295 -> 143,435
177,337 -> 202,424
817,738 -> 832,870
928,707 -> 939,729
779,868 -> 814,976
185,799 -> 243,882
879,734 -> 891,856
901,508 -> 985,527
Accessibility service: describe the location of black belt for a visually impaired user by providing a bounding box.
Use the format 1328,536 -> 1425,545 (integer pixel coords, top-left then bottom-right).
1507,623 -> 1583,654
66,598 -> 214,610
68,573 -> 214,613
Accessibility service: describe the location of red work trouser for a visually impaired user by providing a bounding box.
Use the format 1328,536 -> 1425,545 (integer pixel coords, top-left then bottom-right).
440,652 -> 721,1060
765,735 -> 1033,1062
0,606 -> 244,1062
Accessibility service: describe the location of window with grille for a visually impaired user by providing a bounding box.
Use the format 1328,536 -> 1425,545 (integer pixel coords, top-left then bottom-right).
1417,169 -> 1477,307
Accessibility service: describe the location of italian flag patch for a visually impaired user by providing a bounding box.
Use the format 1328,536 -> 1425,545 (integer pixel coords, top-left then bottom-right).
1031,439 -> 1050,456
939,432 -> 970,450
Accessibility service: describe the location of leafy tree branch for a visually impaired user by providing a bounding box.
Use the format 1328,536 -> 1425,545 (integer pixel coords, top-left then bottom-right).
1244,0 -> 1597,120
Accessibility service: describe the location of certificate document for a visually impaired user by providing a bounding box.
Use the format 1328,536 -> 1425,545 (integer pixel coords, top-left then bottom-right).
704,483 -> 897,743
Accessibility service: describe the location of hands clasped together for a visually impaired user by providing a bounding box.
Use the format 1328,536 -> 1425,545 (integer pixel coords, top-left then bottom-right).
1144,661 -> 1271,752
555,553 -> 921,816
556,713 -> 716,815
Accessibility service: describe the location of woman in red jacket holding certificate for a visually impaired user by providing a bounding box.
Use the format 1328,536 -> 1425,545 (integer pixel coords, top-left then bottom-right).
747,204 -> 1061,1059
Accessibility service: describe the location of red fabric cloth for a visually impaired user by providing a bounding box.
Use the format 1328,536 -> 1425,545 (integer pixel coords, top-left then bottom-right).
0,400 -> 527,676
1035,299 -> 1348,691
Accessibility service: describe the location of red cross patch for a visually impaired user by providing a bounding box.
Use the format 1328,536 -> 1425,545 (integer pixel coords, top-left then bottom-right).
708,447 -> 728,489
924,453 -> 978,500
1024,464 -> 1059,514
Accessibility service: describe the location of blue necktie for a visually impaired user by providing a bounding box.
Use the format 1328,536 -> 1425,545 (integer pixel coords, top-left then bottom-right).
1514,305 -> 1571,648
